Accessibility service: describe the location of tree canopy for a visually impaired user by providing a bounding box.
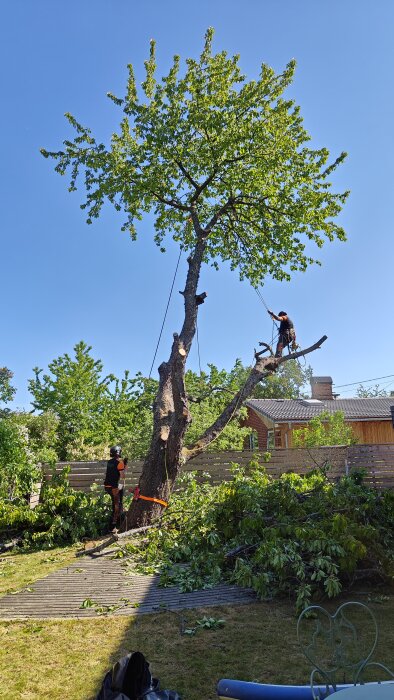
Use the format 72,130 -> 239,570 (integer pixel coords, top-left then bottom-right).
29,341 -> 111,460
42,27 -> 349,287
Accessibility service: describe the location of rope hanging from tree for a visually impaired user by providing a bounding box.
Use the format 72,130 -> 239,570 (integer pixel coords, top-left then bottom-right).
148,248 -> 183,379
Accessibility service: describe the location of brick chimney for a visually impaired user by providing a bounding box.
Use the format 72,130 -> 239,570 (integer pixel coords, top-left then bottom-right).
310,376 -> 333,400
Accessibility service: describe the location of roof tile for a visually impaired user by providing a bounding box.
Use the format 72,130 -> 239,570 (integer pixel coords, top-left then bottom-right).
246,397 -> 394,422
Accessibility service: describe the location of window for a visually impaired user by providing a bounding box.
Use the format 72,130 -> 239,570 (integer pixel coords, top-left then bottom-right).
268,429 -> 282,449
248,431 -> 258,450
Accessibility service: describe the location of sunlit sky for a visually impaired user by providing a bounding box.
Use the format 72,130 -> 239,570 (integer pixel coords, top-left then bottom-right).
1,0 -> 393,409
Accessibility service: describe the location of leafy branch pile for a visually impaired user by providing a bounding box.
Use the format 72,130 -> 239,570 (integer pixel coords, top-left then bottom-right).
0,468 -> 109,548
122,465 -> 394,611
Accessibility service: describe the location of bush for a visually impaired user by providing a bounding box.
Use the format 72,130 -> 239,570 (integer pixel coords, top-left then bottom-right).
0,467 -> 111,547
126,465 -> 394,611
292,411 -> 357,447
0,418 -> 41,500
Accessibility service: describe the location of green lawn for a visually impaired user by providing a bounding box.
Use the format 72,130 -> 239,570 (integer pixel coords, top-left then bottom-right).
1,594 -> 393,699
1,547 -> 393,699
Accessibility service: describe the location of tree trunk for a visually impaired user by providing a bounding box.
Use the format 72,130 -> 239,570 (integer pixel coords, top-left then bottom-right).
127,229 -> 207,527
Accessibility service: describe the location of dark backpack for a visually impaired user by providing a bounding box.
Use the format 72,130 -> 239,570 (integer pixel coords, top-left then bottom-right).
95,652 -> 181,700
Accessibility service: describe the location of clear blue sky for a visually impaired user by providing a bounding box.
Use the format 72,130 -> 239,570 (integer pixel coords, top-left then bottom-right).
1,0 -> 393,409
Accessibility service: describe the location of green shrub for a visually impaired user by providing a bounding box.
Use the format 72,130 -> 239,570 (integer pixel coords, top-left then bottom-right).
127,466 -> 394,611
0,418 -> 41,500
0,467 -> 110,547
292,411 -> 357,447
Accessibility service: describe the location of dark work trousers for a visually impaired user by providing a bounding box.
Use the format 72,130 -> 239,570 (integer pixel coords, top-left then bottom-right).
104,486 -> 124,527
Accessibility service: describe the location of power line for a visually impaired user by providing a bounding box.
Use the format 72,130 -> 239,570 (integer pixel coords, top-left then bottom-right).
334,377 -> 394,396
333,374 -> 394,389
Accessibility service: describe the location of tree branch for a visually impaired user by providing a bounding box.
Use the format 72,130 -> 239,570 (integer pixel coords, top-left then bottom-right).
204,197 -> 235,233
187,385 -> 234,404
174,158 -> 219,203
174,159 -> 200,190
151,190 -> 190,212
184,335 -> 327,459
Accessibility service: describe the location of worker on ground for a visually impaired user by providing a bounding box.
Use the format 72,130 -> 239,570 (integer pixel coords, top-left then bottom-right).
104,445 -> 128,533
268,310 -> 297,357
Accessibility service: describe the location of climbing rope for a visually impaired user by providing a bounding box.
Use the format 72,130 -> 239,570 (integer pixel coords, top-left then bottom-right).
196,318 -> 202,376
148,248 -> 183,379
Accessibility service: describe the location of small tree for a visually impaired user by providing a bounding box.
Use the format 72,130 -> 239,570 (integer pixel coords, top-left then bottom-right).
0,367 -> 16,409
357,384 -> 388,398
292,411 -> 357,448
12,411 -> 60,465
42,29 -> 348,526
29,341 -> 112,460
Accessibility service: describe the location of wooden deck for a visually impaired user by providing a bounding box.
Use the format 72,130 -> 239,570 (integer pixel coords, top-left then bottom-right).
0,554 -> 256,619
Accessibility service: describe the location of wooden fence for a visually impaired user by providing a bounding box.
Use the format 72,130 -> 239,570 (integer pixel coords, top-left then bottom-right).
347,443 -> 394,490
41,443 -> 394,492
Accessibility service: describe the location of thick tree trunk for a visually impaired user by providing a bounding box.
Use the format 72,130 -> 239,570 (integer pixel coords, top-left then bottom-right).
127,229 -> 207,526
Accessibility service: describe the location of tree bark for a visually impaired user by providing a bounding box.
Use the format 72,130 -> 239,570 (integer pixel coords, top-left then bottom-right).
127,227 -> 208,526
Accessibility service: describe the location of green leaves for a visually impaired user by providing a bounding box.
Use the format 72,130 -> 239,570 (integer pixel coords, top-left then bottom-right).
43,29 -> 348,288
27,342 -> 158,461
0,367 -> 16,406
0,466 -> 110,546
126,468 -> 394,612
183,615 -> 225,636
293,411 -> 358,448
0,417 -> 41,500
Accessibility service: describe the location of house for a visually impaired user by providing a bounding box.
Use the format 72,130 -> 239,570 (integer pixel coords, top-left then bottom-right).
244,376 -> 394,450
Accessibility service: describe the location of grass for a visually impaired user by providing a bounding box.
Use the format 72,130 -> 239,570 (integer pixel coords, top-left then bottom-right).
0,546 -> 78,596
1,593 -> 393,699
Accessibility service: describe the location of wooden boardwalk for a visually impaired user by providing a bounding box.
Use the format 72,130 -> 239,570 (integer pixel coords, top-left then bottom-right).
0,554 -> 256,619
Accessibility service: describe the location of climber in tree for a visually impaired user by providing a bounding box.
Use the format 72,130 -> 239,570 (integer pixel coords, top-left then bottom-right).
268,310 -> 297,357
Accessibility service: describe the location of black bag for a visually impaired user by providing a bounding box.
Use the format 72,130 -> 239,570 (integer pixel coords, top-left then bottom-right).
95,651 -> 181,700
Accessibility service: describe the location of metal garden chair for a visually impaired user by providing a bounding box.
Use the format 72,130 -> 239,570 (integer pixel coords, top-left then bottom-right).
297,601 -> 394,699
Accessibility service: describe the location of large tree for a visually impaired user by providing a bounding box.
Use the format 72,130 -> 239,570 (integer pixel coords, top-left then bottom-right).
42,29 -> 348,526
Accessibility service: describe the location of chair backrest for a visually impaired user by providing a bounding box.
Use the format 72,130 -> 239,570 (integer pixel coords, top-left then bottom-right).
297,602 -> 379,697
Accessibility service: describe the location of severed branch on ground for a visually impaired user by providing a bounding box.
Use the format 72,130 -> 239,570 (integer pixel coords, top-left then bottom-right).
76,524 -> 159,557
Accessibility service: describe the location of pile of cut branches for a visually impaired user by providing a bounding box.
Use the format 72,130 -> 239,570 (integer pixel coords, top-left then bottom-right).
117,463 -> 394,611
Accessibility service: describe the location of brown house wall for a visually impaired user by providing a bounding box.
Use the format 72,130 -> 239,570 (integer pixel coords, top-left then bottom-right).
350,421 -> 394,444
282,420 -> 394,447
243,408 -> 269,449
245,409 -> 394,450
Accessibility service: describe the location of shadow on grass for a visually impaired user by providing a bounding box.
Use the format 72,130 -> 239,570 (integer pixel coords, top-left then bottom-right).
90,586 -> 394,700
